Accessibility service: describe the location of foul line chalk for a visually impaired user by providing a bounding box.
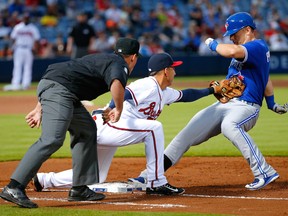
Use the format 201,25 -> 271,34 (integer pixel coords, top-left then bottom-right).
183,194 -> 288,201
31,197 -> 187,208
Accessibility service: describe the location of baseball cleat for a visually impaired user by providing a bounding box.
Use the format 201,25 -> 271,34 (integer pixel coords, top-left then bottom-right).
146,183 -> 185,195
128,176 -> 147,184
32,175 -> 43,192
68,185 -> 106,201
245,172 -> 279,190
0,186 -> 38,208
3,84 -> 22,91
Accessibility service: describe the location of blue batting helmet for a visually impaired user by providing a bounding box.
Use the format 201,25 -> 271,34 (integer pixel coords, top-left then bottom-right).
223,12 -> 256,37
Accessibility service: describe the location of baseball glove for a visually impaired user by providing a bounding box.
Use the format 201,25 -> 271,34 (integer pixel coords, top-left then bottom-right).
210,76 -> 246,103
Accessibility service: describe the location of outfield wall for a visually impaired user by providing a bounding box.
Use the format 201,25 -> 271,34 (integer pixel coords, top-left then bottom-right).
0,51 -> 287,83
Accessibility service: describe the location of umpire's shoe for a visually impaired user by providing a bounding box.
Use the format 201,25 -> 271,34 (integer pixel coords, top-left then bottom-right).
68,186 -> 105,201
146,183 -> 185,195
0,186 -> 38,208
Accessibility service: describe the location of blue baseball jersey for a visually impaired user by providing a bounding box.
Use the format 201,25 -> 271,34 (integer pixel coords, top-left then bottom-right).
226,39 -> 270,106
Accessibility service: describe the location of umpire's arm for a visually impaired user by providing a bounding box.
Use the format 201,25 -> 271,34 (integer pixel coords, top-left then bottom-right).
109,79 -> 124,123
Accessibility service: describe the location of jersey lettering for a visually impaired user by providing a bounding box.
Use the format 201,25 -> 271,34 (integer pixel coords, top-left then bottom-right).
266,51 -> 270,63
138,102 -> 162,120
230,59 -> 243,71
18,31 -> 34,37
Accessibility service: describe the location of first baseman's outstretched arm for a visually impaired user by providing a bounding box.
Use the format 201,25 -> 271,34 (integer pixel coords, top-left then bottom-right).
177,85 -> 222,103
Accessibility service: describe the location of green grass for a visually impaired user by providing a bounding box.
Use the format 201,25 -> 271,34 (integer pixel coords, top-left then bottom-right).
0,206 -> 215,216
0,75 -> 288,161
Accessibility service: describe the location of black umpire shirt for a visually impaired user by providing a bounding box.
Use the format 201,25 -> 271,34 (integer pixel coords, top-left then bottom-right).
42,53 -> 129,101
69,22 -> 95,47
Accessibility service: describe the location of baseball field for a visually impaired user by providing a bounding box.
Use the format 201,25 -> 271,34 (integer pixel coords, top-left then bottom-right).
0,75 -> 287,216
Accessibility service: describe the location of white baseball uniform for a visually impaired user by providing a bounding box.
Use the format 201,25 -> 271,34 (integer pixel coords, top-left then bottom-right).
10,21 -> 40,89
37,76 -> 184,189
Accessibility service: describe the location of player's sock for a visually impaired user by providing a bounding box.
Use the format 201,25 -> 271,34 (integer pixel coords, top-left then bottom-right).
164,154 -> 172,171
8,179 -> 24,189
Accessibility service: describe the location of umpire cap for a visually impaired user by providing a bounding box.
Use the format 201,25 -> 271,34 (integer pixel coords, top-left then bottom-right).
115,37 -> 141,56
148,53 -> 182,75
223,12 -> 256,37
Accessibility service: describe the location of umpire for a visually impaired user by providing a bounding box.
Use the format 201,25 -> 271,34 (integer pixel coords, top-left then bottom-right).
0,37 -> 141,208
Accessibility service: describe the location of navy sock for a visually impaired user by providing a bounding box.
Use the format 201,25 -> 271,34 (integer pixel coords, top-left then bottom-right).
164,154 -> 172,171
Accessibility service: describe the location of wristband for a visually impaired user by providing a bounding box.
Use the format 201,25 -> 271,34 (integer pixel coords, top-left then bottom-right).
209,40 -> 218,52
265,95 -> 275,110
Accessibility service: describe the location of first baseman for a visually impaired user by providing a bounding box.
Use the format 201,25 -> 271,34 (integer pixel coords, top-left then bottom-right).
130,12 -> 288,190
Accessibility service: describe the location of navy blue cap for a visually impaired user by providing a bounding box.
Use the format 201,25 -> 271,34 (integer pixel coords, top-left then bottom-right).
148,53 -> 182,75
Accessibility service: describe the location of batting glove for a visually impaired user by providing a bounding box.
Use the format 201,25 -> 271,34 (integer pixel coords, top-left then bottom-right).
273,103 -> 288,114
205,38 -> 218,52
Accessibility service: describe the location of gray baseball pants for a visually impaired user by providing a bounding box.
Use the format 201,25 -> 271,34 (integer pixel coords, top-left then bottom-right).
11,79 -> 99,187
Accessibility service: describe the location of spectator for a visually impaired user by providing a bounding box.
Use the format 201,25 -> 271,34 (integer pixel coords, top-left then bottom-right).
183,21 -> 201,53
95,0 -> 110,14
0,18 -> 11,40
129,4 -> 144,38
138,35 -> 153,57
7,11 -> 21,27
269,28 -> 288,51
171,17 -> 187,51
107,30 -> 120,48
149,35 -> 165,54
155,2 -> 168,26
88,12 -> 106,34
104,3 -> 122,31
45,0 -> 58,16
158,21 -> 174,52
40,12 -> 58,26
187,0 -> 203,27
52,33 -> 66,56
203,4 -> 222,32
143,9 -> 160,34
8,0 -> 24,16
91,31 -> 111,53
38,38 -> 54,58
25,0 -> 45,18
0,18 -> 11,58
65,0 -> 77,19
117,4 -> 131,36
